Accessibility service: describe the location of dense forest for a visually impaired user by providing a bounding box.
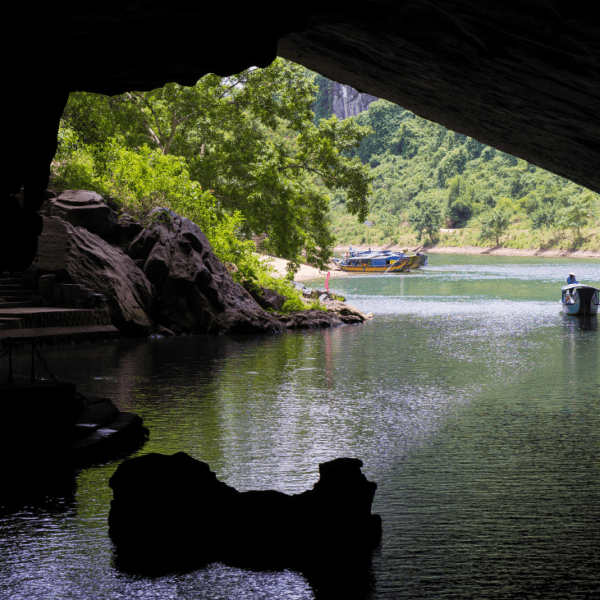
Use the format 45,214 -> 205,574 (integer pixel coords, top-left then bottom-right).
311,79 -> 600,250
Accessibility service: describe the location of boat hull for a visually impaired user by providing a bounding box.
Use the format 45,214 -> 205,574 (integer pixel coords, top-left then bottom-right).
333,249 -> 427,273
336,258 -> 411,273
561,301 -> 599,316
561,284 -> 599,316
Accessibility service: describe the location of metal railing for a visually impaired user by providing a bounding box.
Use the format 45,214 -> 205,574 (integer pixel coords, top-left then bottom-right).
1,336 -> 59,383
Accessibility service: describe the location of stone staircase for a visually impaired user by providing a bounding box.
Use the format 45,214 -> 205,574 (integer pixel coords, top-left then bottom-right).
0,272 -> 119,347
0,272 -> 37,309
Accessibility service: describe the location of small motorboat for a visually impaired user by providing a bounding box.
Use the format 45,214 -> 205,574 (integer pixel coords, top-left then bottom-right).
561,284 -> 599,316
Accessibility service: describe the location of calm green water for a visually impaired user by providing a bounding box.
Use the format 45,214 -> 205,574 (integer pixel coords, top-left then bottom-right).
1,254 -> 599,599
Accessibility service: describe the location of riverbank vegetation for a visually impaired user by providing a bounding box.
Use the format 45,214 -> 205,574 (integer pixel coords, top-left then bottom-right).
51,59 -> 373,287
51,61 -> 599,300
326,97 -> 599,251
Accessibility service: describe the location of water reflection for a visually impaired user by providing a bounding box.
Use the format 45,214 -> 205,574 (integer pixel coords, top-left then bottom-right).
1,254 -> 599,599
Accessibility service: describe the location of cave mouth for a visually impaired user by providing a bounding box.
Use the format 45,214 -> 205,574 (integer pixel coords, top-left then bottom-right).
4,3 -> 600,273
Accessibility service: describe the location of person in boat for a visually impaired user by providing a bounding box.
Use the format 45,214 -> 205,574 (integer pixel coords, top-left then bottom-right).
565,290 -> 574,304
567,272 -> 578,285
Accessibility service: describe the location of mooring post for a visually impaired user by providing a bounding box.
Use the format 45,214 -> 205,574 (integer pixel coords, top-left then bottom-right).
7,336 -> 14,383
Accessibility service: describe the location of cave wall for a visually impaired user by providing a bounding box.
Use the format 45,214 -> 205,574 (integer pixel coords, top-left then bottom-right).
3,2 -> 599,272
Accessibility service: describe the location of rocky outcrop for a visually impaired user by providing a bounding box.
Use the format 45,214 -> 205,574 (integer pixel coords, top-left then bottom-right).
34,196 -> 369,337
36,217 -> 156,336
108,451 -> 381,572
323,299 -> 373,324
126,208 -> 283,335
279,308 -> 343,329
44,190 -> 118,239
331,82 -> 377,119
243,281 -> 286,312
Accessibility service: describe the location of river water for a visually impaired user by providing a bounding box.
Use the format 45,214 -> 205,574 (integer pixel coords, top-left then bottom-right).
1,254 -> 599,599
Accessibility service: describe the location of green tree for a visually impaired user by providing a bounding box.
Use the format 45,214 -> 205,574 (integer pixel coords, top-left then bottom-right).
59,59 -> 374,272
558,195 -> 592,237
478,207 -> 512,245
408,191 -> 444,243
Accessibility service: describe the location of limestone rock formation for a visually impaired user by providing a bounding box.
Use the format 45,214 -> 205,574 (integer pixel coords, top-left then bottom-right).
127,208 -> 283,335
34,199 -> 369,338
331,82 -> 377,119
36,217 -> 156,337
279,308 -> 344,329
108,451 -> 381,572
323,299 -> 373,324
44,190 -> 118,239
243,281 -> 287,312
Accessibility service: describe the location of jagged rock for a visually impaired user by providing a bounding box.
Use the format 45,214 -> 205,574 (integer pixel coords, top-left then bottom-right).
323,299 -> 373,324
128,208 -> 283,335
34,205 -> 358,337
112,214 -> 144,249
36,216 -> 156,336
45,190 -> 118,239
243,282 -> 287,312
108,451 -> 381,572
279,308 -> 343,329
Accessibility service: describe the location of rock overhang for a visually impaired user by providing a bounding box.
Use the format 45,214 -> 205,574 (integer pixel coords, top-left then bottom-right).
4,1 -> 600,272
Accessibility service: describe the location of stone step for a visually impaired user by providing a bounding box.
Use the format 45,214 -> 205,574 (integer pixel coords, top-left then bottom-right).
0,291 -> 34,299
68,411 -> 147,466
72,398 -> 120,441
0,307 -> 112,329
0,324 -> 119,347
0,281 -> 31,288
0,286 -> 34,293
0,317 -> 24,330
0,301 -> 38,309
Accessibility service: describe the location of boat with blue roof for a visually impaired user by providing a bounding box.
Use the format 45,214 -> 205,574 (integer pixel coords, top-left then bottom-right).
332,247 -> 427,274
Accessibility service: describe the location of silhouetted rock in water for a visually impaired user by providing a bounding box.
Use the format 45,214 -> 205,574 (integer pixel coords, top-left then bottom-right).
108,452 -> 382,574
36,216 -> 156,336
127,208 -> 283,335
0,379 -> 149,505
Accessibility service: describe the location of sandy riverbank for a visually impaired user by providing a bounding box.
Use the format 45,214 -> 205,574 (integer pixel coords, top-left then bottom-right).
260,244 -> 599,284
259,255 -> 352,282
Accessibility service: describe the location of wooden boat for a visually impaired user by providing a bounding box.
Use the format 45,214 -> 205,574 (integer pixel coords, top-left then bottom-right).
332,248 -> 427,273
561,284 -> 599,316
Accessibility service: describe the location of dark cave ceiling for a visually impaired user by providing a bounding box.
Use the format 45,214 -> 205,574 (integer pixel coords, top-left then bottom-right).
3,1 -> 599,270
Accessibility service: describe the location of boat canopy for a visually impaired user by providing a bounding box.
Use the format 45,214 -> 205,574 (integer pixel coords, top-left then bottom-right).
562,284 -> 600,292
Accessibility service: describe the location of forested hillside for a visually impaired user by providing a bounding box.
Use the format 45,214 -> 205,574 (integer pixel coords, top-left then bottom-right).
311,76 -> 600,250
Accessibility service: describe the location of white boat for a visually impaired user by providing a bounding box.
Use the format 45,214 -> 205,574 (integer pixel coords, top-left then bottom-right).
561,284 -> 599,316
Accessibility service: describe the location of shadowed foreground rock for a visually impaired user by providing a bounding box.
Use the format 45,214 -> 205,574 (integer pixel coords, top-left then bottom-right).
108,452 -> 382,574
